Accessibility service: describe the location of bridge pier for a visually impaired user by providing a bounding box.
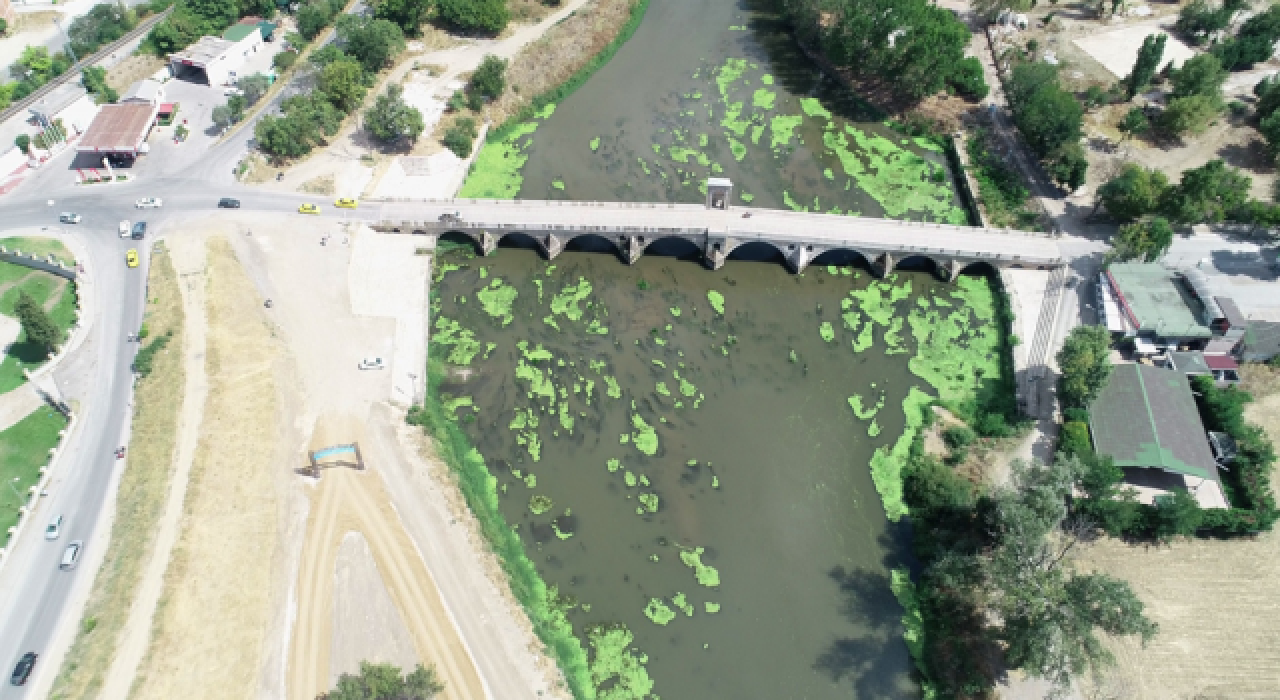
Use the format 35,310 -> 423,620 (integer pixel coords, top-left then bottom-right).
478,231 -> 497,256
542,233 -> 565,260
873,253 -> 895,278
946,259 -> 963,283
704,236 -> 732,270
785,243 -> 814,274
622,235 -> 645,265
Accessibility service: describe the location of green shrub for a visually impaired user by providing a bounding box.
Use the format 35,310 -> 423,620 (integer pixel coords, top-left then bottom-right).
442,117 -> 477,158
942,425 -> 976,449
273,51 -> 298,71
437,0 -> 509,34
133,331 -> 173,378
1058,421 -> 1092,458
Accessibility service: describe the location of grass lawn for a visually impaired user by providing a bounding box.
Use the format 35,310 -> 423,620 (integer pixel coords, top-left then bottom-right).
0,261 -> 79,394
0,407 -> 68,542
0,237 -> 75,266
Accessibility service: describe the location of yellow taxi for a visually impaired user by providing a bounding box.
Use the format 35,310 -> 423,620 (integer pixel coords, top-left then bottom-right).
299,203 -> 320,214
334,197 -> 358,209
125,249 -> 139,268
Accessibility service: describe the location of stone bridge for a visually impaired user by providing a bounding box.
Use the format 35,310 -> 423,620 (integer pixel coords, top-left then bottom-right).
366,198 -> 1063,280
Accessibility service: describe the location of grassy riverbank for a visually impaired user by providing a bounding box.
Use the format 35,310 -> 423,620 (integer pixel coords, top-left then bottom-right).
51,246 -> 185,700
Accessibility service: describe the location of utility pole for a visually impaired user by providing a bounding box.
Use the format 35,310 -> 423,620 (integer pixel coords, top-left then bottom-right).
54,18 -> 78,65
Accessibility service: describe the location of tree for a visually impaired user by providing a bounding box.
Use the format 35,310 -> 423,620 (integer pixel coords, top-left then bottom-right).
442,117 -> 477,157
15,291 -> 61,355
1255,75 -> 1280,120
82,66 -> 119,103
364,84 -> 425,148
273,50 -> 298,72
212,104 -> 234,129
1261,109 -> 1280,159
238,72 -> 270,104
0,18 -> 8,36
373,0 -> 431,33
1118,106 -> 1150,141
972,0 -> 1032,21
468,54 -> 507,101
1047,142 -> 1088,191
988,459 -> 1158,695
319,58 -> 367,112
1125,33 -> 1166,98
337,15 -> 406,74
14,134 -> 30,155
1110,216 -> 1175,262
1057,326 -> 1111,409
438,0 -> 509,34
1151,489 -> 1204,540
1006,63 -> 1082,158
1159,95 -> 1220,139
1175,0 -> 1244,44
319,661 -> 444,700
1213,5 -> 1280,71
1160,159 -> 1252,224
1170,52 -> 1226,101
16,46 -> 55,81
67,2 -> 137,58
1097,164 -> 1168,222
950,56 -> 989,101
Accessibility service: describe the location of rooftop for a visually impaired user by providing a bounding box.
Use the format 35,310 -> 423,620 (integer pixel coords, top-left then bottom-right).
76,103 -> 157,153
121,79 -> 163,103
222,24 -> 258,42
170,36 -> 235,65
1107,263 -> 1213,339
1090,363 -> 1220,480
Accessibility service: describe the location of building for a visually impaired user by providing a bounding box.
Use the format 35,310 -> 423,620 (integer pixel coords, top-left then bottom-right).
120,79 -> 166,106
27,83 -> 99,142
168,25 -> 264,86
1240,320 -> 1280,363
1166,350 -> 1240,385
75,102 -> 160,158
1089,363 -> 1228,509
1099,262 -> 1247,356
235,16 -> 278,41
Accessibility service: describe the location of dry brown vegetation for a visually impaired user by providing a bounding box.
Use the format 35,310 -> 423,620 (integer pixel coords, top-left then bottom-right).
1075,364 -> 1280,699
298,174 -> 337,195
51,245 -> 185,700
130,237 -> 282,700
106,55 -> 166,93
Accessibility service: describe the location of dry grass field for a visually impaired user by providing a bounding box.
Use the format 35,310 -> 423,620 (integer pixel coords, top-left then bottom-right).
1075,365 -> 1280,700
50,246 -> 185,700
129,237 -> 283,700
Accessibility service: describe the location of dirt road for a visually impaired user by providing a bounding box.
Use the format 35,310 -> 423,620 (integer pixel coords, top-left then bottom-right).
288,415 -> 486,700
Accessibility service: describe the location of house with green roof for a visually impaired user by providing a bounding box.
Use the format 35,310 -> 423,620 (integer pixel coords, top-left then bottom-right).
1089,363 -> 1228,509
1101,263 -> 1246,357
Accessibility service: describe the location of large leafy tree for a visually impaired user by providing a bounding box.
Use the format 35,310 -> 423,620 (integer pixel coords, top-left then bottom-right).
1006,63 -> 1082,159
1125,33 -> 1166,98
1057,326 -> 1111,409
438,0 -> 509,34
320,662 -> 444,700
1159,158 -> 1251,224
1098,164 -> 1169,222
1158,95 -> 1220,139
319,58 -> 368,112
1170,52 -> 1227,101
373,0 -> 432,33
364,84 -> 425,148
67,2 -> 138,58
1109,217 -> 1175,262
468,54 -> 507,101
337,15 -> 406,74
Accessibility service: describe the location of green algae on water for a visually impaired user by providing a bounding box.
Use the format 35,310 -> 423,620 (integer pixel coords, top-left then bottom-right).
590,137 -> 601,151
707,290 -> 725,315
672,592 -> 694,616
477,279 -> 518,326
679,545 -> 720,587
631,414 -> 659,456
530,494 -> 554,515
705,601 -> 721,613
638,492 -> 659,513
644,598 -> 676,626
819,321 -> 835,343
586,624 -> 655,698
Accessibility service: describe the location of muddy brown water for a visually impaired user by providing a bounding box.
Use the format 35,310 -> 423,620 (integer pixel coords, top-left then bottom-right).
435,244 -> 925,699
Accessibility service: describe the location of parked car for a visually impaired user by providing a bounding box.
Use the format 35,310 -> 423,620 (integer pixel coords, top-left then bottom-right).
218,197 -> 241,208
223,87 -> 243,97
45,515 -> 63,541
358,357 -> 385,370
119,220 -> 131,238
335,197 -> 358,209
135,197 -> 162,209
58,212 -> 80,224
131,221 -> 146,240
59,540 -> 83,570
10,652 -> 36,686
125,249 -> 139,268
299,203 -> 319,214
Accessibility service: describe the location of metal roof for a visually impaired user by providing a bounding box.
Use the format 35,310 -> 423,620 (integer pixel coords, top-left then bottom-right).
1090,363 -> 1220,480
121,79 -> 163,103
1107,263 -> 1213,339
222,24 -> 257,42
75,103 -> 157,153
1170,351 -> 1210,374
170,36 -> 235,66
1215,296 -> 1248,328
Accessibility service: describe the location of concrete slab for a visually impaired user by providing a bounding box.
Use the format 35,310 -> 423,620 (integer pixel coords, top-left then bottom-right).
329,530 -> 420,686
347,227 -> 430,405
1072,25 -> 1195,80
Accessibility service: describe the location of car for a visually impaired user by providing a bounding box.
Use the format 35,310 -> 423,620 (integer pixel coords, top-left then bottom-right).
135,197 -> 162,209
218,197 -> 241,208
131,221 -> 147,240
59,540 -> 83,570
299,203 -> 319,214
126,249 -> 139,268
45,515 -> 63,541
223,87 -> 243,97
59,212 -> 81,224
10,652 -> 36,686
119,220 -> 131,238
358,357 -> 385,370
334,197 -> 358,209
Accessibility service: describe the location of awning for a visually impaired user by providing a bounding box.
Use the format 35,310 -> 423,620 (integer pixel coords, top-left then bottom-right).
158,103 -> 175,114
1098,272 -> 1130,334
1133,337 -> 1161,355
1204,354 -> 1239,370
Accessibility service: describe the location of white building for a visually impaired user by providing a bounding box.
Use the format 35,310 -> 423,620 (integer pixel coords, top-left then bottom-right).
168,25 -> 264,86
120,79 -> 166,106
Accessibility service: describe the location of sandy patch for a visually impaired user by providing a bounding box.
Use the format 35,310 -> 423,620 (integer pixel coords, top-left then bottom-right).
1072,25 -> 1195,80
329,530 -> 420,685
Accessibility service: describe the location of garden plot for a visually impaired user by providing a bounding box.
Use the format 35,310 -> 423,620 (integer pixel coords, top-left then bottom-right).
1072,25 -> 1196,80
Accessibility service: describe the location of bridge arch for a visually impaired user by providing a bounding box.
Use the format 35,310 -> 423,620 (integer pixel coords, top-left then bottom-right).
497,231 -> 544,254
564,233 -> 620,254
896,254 -> 948,280
726,240 -> 786,265
643,235 -> 703,262
438,231 -> 482,254
811,247 -> 875,272
956,260 -> 998,279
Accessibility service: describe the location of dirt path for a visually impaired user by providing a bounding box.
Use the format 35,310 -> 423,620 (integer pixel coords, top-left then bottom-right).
129,237 -> 282,700
288,418 -> 486,700
96,236 -> 209,700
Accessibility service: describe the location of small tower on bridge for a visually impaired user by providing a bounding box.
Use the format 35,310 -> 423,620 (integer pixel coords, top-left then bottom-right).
705,178 -> 733,210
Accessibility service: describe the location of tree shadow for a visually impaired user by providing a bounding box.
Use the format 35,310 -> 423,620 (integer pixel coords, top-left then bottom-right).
813,565 -> 921,699
1218,136 -> 1274,174
1210,249 -> 1275,280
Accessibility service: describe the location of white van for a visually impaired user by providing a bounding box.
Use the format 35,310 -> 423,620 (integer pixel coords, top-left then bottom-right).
119,220 -> 130,238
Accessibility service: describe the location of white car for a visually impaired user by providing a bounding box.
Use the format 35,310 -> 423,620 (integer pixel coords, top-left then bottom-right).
119,220 -> 131,237
58,212 -> 80,224
358,357 -> 385,370
45,515 -> 63,541
135,197 -> 163,209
